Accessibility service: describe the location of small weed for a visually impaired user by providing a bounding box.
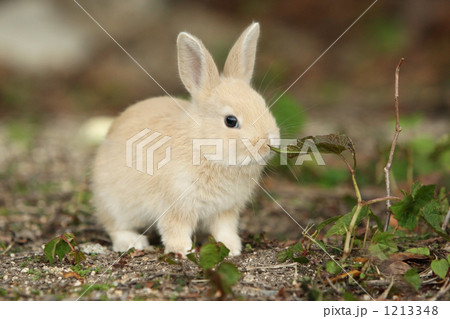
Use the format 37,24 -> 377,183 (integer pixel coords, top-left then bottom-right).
71,264 -> 94,277
27,268 -> 45,280
44,233 -> 86,265
185,237 -> 241,300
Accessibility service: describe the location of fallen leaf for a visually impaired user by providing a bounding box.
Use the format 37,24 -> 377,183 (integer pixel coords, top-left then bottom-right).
329,270 -> 361,283
129,249 -> 145,258
389,253 -> 429,262
382,261 -> 412,275
64,272 -> 83,280
353,257 -> 368,264
277,287 -> 287,300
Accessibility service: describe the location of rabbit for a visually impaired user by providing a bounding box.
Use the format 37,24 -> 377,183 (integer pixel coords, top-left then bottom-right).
92,22 -> 280,256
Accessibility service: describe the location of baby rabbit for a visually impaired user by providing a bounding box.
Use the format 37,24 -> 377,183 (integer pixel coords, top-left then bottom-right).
92,22 -> 280,256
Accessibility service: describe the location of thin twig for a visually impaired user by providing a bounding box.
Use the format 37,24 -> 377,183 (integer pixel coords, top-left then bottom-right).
363,216 -> 370,249
1,243 -> 13,255
377,277 -> 395,300
429,277 -> 450,301
384,58 -> 405,232
365,279 -> 391,287
326,277 -> 341,294
364,196 -> 401,206
245,263 -> 297,271
442,207 -> 450,231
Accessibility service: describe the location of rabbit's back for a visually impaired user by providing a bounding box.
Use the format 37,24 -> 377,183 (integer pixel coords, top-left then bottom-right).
92,96 -> 195,228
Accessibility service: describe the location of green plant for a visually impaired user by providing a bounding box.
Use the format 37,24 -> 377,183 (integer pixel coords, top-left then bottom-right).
186,237 -> 241,299
71,264 -> 94,277
271,133 -> 401,259
404,268 -> 421,291
271,59 -> 450,268
277,242 -> 308,263
44,233 -> 86,265
431,258 -> 449,280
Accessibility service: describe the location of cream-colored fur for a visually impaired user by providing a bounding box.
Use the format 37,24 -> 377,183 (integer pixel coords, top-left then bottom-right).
92,22 -> 280,256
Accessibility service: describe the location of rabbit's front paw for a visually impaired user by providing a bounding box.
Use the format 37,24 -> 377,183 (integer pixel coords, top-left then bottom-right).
163,238 -> 192,257
217,234 -> 242,256
110,230 -> 150,252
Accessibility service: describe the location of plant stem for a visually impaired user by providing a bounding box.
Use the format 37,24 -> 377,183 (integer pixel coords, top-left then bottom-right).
442,208 -> 450,231
343,202 -> 363,260
384,58 -> 404,232
364,196 -> 401,206
60,234 -> 75,251
363,216 -> 370,249
342,159 -> 364,260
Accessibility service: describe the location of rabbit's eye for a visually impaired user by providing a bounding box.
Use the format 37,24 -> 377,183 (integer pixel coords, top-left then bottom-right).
224,115 -> 239,128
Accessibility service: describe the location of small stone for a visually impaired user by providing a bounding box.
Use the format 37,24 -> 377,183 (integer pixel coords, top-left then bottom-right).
79,243 -> 109,255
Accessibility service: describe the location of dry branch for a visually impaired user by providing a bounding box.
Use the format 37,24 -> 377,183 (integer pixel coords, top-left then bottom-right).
384,58 -> 405,232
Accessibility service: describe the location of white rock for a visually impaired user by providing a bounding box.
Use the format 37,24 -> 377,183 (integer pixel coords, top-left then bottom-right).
79,242 -> 109,255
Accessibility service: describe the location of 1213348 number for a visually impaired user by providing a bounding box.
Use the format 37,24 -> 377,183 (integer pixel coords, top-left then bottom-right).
384,306 -> 438,316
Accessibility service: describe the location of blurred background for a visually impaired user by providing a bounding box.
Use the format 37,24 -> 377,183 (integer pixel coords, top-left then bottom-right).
0,0 -> 449,241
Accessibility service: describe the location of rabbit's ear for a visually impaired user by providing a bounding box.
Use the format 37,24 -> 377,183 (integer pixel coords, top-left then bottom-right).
223,22 -> 260,83
177,32 -> 220,96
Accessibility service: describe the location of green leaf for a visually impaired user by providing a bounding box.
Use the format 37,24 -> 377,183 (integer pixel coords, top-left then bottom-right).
270,133 -> 356,168
421,200 -> 450,240
405,247 -> 430,256
404,268 -> 421,291
369,232 -> 398,260
44,238 -> 59,265
44,238 -> 71,265
369,211 -> 384,231
410,181 -> 423,198
217,242 -> 230,263
158,253 -> 179,265
292,256 -> 309,264
44,233 -> 79,265
291,242 -> 303,252
198,238 -> 231,270
216,262 -> 241,294
391,194 -> 418,230
316,216 -> 342,232
431,259 -> 449,280
391,183 -> 436,230
326,260 -> 341,275
68,250 -> 86,265
326,205 -> 369,237
277,250 -> 290,263
199,244 -> 221,270
186,253 -> 198,265
414,184 -> 436,206
277,242 -> 308,264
